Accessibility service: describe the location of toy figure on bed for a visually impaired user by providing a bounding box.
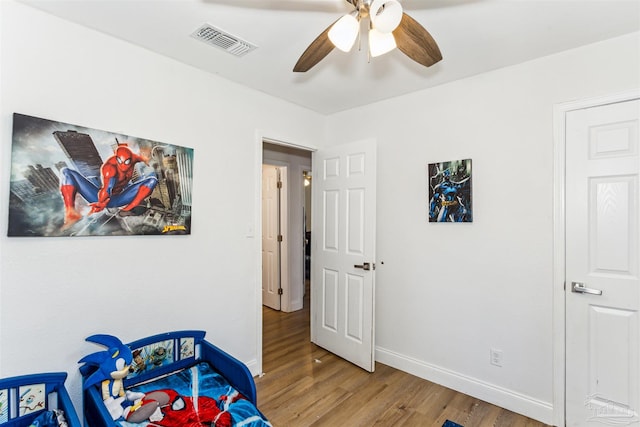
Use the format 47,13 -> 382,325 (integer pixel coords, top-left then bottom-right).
78,335 -> 159,423
60,142 -> 158,230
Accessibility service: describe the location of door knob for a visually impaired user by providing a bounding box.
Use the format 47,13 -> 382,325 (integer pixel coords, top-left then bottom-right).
354,262 -> 373,271
571,281 -> 603,296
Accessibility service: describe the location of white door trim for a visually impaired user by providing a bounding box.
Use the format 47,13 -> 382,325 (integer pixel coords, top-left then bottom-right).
552,89 -> 640,426
254,130 -> 317,376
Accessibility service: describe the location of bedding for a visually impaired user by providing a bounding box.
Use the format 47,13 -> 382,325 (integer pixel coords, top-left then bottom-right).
27,409 -> 67,427
118,362 -> 270,427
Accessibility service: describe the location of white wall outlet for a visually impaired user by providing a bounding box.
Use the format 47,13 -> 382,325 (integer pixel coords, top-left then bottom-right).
490,348 -> 503,367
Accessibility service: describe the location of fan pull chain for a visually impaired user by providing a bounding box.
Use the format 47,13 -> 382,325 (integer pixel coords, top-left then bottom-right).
357,15 -> 362,53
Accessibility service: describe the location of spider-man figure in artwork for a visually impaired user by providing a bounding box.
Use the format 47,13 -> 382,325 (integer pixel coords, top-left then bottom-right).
59,143 -> 158,229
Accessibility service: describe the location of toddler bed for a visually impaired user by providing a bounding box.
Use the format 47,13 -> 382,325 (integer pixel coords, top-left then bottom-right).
0,372 -> 81,427
79,330 -> 271,427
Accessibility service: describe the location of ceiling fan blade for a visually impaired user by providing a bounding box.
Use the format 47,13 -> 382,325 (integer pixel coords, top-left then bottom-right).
392,12 -> 442,68
293,19 -> 338,72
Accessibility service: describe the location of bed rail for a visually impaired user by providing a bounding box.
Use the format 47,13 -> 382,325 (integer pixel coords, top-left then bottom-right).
0,372 -> 81,427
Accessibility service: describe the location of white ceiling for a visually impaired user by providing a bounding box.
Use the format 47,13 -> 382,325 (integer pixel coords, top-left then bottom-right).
20,0 -> 640,115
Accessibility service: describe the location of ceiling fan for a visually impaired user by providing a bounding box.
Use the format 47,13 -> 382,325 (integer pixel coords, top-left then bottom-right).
293,0 -> 442,72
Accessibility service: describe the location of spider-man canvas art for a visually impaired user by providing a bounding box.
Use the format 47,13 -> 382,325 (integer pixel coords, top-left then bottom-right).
8,113 -> 194,237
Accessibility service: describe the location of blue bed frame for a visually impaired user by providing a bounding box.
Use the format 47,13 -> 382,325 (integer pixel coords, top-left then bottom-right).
0,372 -> 81,427
79,330 -> 258,427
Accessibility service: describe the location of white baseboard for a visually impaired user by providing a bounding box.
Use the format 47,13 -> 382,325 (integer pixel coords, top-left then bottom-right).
290,299 -> 303,312
375,346 -> 555,426
245,358 -> 260,377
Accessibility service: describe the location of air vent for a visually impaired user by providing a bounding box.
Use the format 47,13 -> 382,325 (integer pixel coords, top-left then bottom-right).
191,24 -> 257,57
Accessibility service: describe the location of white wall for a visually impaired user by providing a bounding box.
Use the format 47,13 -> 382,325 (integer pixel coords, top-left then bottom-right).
325,32 -> 640,424
0,0 -> 323,412
2,1 -> 639,425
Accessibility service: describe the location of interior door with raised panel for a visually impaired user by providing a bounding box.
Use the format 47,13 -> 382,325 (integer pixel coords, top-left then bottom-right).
565,98 -> 640,426
311,139 -> 376,372
262,164 -> 282,311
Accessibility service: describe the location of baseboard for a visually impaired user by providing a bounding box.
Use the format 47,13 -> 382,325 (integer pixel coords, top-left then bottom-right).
281,298 -> 303,313
245,358 -> 260,377
290,299 -> 303,312
375,346 -> 554,426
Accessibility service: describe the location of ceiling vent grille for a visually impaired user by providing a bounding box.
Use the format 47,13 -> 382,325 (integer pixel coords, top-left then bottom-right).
191,24 -> 257,57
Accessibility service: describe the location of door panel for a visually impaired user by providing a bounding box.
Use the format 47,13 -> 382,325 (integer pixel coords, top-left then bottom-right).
324,190 -> 339,251
346,273 -> 364,342
591,176 -> 636,274
566,99 -> 640,426
588,306 -> 637,406
262,165 -> 281,310
347,188 -> 365,254
323,268 -> 339,331
312,139 -> 376,372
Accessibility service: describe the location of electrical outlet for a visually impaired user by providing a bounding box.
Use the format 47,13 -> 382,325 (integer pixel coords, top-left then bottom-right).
490,348 -> 503,367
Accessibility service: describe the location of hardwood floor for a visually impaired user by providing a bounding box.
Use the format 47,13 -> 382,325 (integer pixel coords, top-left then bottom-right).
256,289 -> 551,427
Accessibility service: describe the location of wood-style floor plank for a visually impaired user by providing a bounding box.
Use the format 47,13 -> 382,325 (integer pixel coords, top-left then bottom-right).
256,287 -> 551,427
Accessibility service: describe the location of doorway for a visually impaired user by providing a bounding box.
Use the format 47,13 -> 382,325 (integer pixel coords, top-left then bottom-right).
262,142 -> 312,314
258,136 -> 378,375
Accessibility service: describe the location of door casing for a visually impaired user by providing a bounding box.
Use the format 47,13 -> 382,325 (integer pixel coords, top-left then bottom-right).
553,89 -> 640,426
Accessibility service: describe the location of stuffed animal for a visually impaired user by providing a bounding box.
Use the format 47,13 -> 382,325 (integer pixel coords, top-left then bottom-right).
78,334 -> 158,422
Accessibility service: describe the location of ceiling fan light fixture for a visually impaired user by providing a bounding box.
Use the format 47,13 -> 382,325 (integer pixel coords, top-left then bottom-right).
293,0 -> 442,72
369,28 -> 396,57
369,0 -> 403,33
328,13 -> 359,52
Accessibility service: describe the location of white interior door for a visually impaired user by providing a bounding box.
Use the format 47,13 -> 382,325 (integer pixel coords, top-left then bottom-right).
262,164 -> 281,310
311,139 -> 376,372
566,98 -> 640,426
